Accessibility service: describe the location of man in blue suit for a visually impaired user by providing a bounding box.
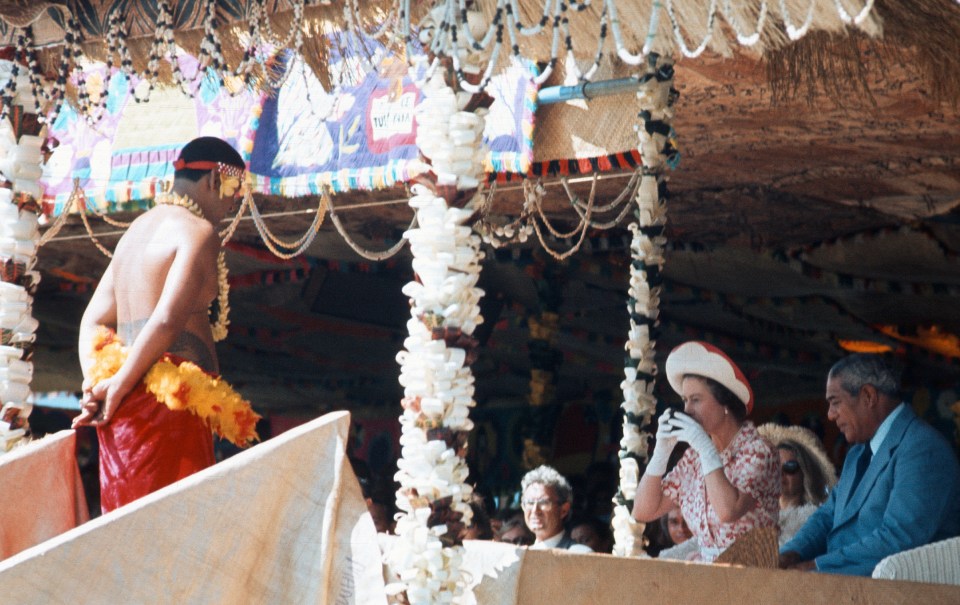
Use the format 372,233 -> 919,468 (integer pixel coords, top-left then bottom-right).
779,354 -> 960,576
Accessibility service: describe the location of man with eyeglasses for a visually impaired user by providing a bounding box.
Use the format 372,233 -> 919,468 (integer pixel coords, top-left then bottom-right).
519,465 -> 593,553
779,354 -> 960,576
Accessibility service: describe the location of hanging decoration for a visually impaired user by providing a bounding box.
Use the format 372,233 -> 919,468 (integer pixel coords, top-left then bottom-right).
244,185 -> 328,260
0,118 -> 43,453
36,32 -> 537,266
0,0 -> 884,130
772,249 -> 960,297
611,53 -> 676,558
406,0 -> 880,94
39,46 -> 262,216
245,49 -> 535,197
0,0 -> 299,124
384,52 -> 489,601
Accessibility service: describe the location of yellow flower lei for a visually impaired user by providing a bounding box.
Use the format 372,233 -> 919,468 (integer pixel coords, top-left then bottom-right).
90,327 -> 260,447
155,192 -> 230,342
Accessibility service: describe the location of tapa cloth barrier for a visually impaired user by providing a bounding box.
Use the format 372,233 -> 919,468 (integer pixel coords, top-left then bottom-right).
0,430 -> 88,560
382,537 -> 960,604
513,548 -> 960,604
0,411 -> 387,605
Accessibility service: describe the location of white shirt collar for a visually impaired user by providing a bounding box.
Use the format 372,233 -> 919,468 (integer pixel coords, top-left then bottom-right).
531,531 -> 565,550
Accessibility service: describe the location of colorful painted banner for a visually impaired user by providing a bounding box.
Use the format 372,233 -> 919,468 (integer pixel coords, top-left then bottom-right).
41,54 -> 260,216
246,50 -> 537,196
39,45 -> 538,213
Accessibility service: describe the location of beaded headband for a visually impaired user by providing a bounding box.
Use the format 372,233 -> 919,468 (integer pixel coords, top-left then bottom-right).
172,159 -> 246,178
172,160 -> 246,198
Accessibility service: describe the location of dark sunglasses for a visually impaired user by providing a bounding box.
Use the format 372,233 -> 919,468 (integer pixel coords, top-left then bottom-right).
782,460 -> 801,475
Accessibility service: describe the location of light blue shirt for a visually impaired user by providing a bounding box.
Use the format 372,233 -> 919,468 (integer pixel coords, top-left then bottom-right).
870,403 -> 906,454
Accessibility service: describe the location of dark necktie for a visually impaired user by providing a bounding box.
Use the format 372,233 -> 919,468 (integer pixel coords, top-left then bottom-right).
846,444 -> 873,504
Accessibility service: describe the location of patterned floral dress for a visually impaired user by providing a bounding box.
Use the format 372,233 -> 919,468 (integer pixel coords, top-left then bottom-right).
662,421 -> 780,561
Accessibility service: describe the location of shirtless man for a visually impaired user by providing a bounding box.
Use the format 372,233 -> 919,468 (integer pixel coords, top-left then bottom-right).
72,136 -> 246,512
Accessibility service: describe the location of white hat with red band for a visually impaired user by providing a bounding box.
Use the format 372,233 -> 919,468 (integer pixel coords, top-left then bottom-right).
665,340 -> 754,414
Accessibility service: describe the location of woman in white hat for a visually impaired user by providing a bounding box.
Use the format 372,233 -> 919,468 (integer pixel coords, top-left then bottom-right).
756,423 -> 837,546
632,341 -> 780,562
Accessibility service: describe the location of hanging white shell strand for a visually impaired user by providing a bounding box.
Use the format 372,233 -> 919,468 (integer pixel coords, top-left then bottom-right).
386,72 -> 488,605
0,122 -> 42,453
611,55 -> 673,558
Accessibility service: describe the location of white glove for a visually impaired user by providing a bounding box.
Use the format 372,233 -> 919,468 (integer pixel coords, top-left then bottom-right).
645,409 -> 679,477
667,411 -> 723,476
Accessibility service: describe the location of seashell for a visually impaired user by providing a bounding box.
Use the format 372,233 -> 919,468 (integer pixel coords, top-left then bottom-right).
449,146 -> 474,161
0,281 -> 27,303
12,162 -> 42,181
17,135 -> 43,149
449,112 -> 482,129
13,179 -> 41,200
449,129 -> 477,147
456,175 -> 480,191
402,281 -> 424,298
0,379 -> 30,403
435,171 -> 458,187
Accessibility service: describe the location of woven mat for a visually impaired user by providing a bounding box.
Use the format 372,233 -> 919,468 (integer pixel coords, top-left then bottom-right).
715,526 -> 779,569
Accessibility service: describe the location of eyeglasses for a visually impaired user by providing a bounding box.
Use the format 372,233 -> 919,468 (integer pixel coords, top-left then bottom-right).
502,535 -> 529,545
521,498 -> 557,511
782,460 -> 801,475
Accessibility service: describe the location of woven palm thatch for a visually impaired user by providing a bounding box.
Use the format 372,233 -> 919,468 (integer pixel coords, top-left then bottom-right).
0,1 -> 64,29
1,1 -> 397,93
767,0 -> 960,103
476,0 -> 881,62
532,57 -> 638,163
4,2 -> 957,96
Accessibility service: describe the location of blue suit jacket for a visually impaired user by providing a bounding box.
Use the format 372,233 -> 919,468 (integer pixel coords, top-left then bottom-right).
781,405 -> 960,576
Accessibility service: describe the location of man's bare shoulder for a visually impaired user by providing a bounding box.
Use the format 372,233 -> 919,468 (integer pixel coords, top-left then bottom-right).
117,206 -> 218,255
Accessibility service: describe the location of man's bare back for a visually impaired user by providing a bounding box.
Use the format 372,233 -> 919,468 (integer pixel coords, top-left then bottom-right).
75,188 -> 226,428
112,206 -> 219,373
72,136 -> 248,511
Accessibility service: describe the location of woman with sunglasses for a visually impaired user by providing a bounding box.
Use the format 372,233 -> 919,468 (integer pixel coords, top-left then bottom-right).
758,424 -> 838,546
633,341 -> 781,562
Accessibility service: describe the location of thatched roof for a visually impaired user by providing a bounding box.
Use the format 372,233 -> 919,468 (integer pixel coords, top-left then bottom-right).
3,1 -> 959,100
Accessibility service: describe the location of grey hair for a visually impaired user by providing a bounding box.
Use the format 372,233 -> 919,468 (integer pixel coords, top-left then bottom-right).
828,354 -> 901,400
521,465 -> 573,504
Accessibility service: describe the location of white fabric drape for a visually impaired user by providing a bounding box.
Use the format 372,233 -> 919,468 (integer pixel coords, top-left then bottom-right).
0,411 -> 386,605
